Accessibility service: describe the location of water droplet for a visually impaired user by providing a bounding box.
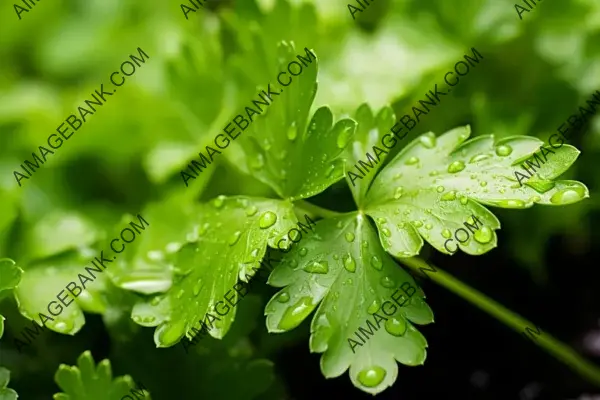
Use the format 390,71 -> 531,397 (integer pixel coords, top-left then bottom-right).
495,144 -> 513,157
228,231 -> 242,246
251,154 -> 265,170
147,250 -> 164,261
436,186 -> 445,193
212,195 -> 225,208
345,232 -> 355,243
259,211 -> 278,229
381,228 -> 391,237
303,261 -> 329,274
198,222 -> 210,235
495,199 -> 526,208
469,154 -> 491,163
333,254 -> 339,260
397,222 -> 405,229
419,133 -> 437,148
459,196 -> 469,205
424,223 -> 432,230
394,173 -> 403,180
405,156 -> 419,165
343,254 -> 356,273
246,206 -> 258,216
429,170 -> 440,177
336,221 -> 343,228
277,292 -> 290,303
370,255 -> 383,271
150,297 -> 161,306
176,288 -> 185,299
447,161 -> 465,173
325,164 -> 337,177
442,229 -> 452,239
299,247 -> 308,256
278,297 -> 313,330
287,122 -> 298,141
361,240 -> 369,249
412,220 -> 423,228
394,187 -> 404,199
337,126 -> 353,149
289,259 -> 298,268
480,181 -> 488,187
367,299 -> 380,314
441,190 -> 457,201
376,217 -> 387,224
549,187 -> 585,205
530,195 -> 541,202
357,366 -> 386,388
193,282 -> 201,296
385,317 -> 407,337
53,320 -> 72,333
380,276 -> 395,288
156,320 -> 187,347
473,226 -> 493,244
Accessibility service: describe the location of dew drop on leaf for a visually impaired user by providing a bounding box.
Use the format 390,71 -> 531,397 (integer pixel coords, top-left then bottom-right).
436,186 -> 445,193
251,154 -> 265,170
550,187 -> 585,205
495,144 -> 513,157
276,292 -> 290,303
175,288 -> 185,299
53,320 -> 73,334
380,276 -> 395,288
393,173 -> 402,180
441,190 -> 456,201
228,231 -> 242,246
155,320 -> 187,347
357,366 -> 386,388
530,195 -> 541,202
459,195 -> 469,205
212,195 -> 225,209
473,226 -> 493,244
259,211 -> 278,229
278,296 -> 313,330
370,255 -> 383,271
424,223 -> 432,230
405,156 -> 419,165
412,220 -> 423,228
289,259 -> 298,268
337,126 -> 353,149
429,170 -> 439,177
303,261 -> 329,274
361,240 -> 369,249
419,133 -> 436,148
343,254 -> 356,273
447,160 -> 465,173
150,297 -> 161,306
385,317 -> 407,336
367,299 -> 380,314
442,229 -> 452,239
394,187 -> 404,199
345,232 -> 355,243
336,221 -> 343,228
376,217 -> 387,224
381,228 -> 391,237
287,122 -> 298,141
246,206 -> 258,216
299,247 -> 308,256
333,254 -> 339,260
469,154 -> 491,163
480,181 -> 488,187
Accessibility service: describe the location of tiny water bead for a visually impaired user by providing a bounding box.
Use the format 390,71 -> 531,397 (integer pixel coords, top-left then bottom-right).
259,211 -> 277,229
357,366 -> 386,388
459,195 -> 469,205
212,195 -> 225,208
367,299 -> 380,314
436,186 -> 445,193
370,255 -> 383,271
550,187 -> 586,205
345,232 -> 355,242
405,156 -> 419,165
479,181 -> 488,187
287,123 -> 298,141
251,154 -> 265,170
473,226 -> 493,244
447,160 -> 465,173
303,260 -> 329,274
412,220 -> 423,228
424,223 -> 432,230
385,317 -> 407,337
381,228 -> 391,237
245,205 -> 258,216
343,254 -> 356,272
495,144 -> 513,157
299,247 -> 308,256
394,186 -> 404,199
276,292 -> 290,303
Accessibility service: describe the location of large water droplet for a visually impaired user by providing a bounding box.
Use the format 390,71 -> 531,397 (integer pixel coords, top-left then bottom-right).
345,232 -> 355,243
447,161 -> 465,173
495,144 -> 513,157
156,320 -> 187,347
343,254 -> 356,273
424,223 -> 432,230
277,292 -> 290,303
469,154 -> 491,163
370,255 -> 383,271
287,122 -> 298,141
303,261 -> 329,274
405,156 -> 419,165
473,226 -> 493,244
385,317 -> 407,336
367,299 -> 380,314
550,187 -> 585,205
441,190 -> 456,201
419,133 -> 437,149
357,366 -> 386,388
278,297 -> 313,330
394,187 -> 404,199
259,211 -> 277,229
228,231 -> 242,246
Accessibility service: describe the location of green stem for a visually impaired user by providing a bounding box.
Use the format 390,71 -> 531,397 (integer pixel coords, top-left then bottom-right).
293,200 -> 343,219
401,256 -> 600,387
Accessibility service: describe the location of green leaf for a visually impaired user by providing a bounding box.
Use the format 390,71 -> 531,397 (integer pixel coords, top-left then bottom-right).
0,258 -> 23,339
0,367 -> 18,400
53,351 -> 150,400
345,103 -> 396,206
234,41 -> 357,200
14,251 -> 107,336
265,214 -> 433,395
364,125 -> 588,256
131,196 -> 299,347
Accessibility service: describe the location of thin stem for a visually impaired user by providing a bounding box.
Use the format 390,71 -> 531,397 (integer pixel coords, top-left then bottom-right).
400,256 -> 600,387
293,200 -> 343,219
